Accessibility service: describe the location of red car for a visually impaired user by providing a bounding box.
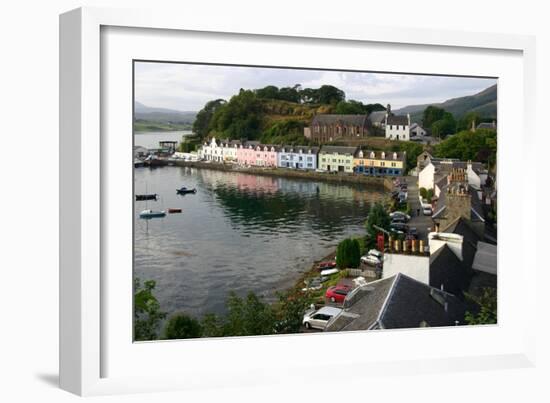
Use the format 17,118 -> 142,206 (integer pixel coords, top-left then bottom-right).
325,285 -> 352,303
317,260 -> 337,270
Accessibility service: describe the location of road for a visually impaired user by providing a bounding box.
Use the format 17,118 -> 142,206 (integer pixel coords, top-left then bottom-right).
401,176 -> 434,241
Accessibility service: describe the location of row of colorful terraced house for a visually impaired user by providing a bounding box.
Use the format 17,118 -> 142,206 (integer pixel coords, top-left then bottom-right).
197,137 -> 407,176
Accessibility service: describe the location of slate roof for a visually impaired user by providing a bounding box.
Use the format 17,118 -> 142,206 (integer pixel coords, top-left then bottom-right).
432,159 -> 485,174
429,244 -> 472,298
355,149 -> 406,161
386,114 -> 409,126
472,241 -> 497,275
326,273 -> 467,331
279,145 -> 320,154
477,122 -> 496,130
442,216 -> 482,270
319,145 -> 358,155
368,111 -> 386,124
312,114 -> 369,127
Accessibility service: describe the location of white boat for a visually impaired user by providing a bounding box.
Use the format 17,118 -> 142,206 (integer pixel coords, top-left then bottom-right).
320,268 -> 339,276
139,209 -> 166,219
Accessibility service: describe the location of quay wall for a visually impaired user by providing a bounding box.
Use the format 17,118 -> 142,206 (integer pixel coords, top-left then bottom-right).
148,159 -> 394,189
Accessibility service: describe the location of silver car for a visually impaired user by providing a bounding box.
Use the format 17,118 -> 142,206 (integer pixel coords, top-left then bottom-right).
302,306 -> 342,330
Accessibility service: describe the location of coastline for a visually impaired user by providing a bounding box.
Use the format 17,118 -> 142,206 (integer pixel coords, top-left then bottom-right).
145,159 -> 394,190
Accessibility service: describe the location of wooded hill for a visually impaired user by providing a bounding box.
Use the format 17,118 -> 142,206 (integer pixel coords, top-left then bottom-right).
395,84 -> 497,123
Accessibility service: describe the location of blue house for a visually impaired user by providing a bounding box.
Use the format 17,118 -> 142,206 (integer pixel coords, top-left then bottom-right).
278,145 -> 319,170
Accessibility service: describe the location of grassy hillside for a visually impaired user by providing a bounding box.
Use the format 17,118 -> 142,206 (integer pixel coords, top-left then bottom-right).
134,101 -> 197,130
396,84 -> 497,122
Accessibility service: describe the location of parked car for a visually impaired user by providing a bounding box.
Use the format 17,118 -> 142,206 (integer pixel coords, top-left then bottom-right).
391,216 -> 408,224
303,306 -> 343,330
390,222 -> 409,232
325,285 -> 352,303
361,254 -> 380,266
423,206 -> 433,216
389,211 -> 411,221
367,249 -> 383,260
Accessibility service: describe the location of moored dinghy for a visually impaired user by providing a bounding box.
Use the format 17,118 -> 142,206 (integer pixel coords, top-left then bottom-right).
139,209 -> 166,219
167,208 -> 182,214
176,186 -> 197,195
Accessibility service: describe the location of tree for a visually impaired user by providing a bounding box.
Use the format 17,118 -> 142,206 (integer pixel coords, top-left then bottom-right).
134,278 -> 167,341
465,288 -> 497,325
336,238 -> 361,269
316,85 -> 346,104
255,85 -> 280,100
335,100 -> 365,114
192,99 -> 225,141
433,129 -> 496,166
209,90 -> 264,140
364,103 -> 386,114
422,106 -> 446,129
431,111 -> 456,138
162,313 -> 203,339
457,111 -> 481,131
273,290 -> 314,334
365,202 -> 391,248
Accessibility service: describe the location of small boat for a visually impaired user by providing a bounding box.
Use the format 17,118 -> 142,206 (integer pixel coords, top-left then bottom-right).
167,208 -> 182,214
176,187 -> 197,195
320,268 -> 339,277
136,194 -> 158,201
139,209 -> 166,219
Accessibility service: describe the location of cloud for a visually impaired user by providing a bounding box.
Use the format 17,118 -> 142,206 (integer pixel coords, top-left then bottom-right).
134,62 -> 496,111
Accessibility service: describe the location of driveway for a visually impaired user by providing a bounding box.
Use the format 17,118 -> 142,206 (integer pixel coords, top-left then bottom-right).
401,176 -> 434,241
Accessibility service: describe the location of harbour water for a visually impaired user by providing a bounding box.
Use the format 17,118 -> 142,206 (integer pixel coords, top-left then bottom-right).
134,130 -> 192,149
134,165 -> 385,319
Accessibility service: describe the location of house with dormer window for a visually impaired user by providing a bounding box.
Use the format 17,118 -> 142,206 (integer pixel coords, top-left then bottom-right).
353,149 -> 407,176
278,145 -> 319,170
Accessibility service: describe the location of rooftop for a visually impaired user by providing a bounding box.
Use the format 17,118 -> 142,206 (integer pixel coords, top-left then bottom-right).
312,114 -> 369,127
326,273 -> 467,331
319,145 -> 358,155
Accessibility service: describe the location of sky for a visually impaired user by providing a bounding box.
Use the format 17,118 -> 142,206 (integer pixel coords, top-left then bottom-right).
134,62 -> 497,112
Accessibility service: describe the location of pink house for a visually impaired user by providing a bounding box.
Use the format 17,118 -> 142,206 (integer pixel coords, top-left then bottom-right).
237,143 -> 278,167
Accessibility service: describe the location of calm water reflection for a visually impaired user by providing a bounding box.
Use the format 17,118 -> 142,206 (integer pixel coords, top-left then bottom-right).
134,167 -> 384,318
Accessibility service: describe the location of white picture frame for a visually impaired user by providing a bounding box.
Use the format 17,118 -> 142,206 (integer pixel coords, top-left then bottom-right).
60,6 -> 537,396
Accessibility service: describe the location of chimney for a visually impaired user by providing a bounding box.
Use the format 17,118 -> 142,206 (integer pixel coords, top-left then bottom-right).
387,104 -> 391,115
440,283 -> 444,291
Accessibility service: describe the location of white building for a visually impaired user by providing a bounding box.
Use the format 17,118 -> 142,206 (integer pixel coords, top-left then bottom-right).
220,139 -> 241,163
410,123 -> 427,137
418,160 -> 486,192
199,137 -> 224,162
385,111 -> 411,141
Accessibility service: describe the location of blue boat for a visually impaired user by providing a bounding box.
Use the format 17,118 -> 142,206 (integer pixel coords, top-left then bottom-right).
139,209 -> 166,219
176,186 -> 197,195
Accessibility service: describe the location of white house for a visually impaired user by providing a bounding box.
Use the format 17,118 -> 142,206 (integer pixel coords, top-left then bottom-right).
410,123 -> 427,137
418,160 -> 486,192
385,112 -> 411,141
220,139 -> 241,163
199,137 -> 224,162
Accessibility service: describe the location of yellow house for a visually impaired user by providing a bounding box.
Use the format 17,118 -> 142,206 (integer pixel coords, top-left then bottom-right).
353,150 -> 406,176
318,146 -> 358,173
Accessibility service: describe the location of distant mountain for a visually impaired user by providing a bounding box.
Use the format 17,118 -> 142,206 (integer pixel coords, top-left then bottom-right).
394,84 -> 497,123
134,101 -> 197,124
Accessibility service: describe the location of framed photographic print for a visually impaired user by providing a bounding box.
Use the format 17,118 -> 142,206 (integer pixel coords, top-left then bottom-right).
60,7 -> 537,396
